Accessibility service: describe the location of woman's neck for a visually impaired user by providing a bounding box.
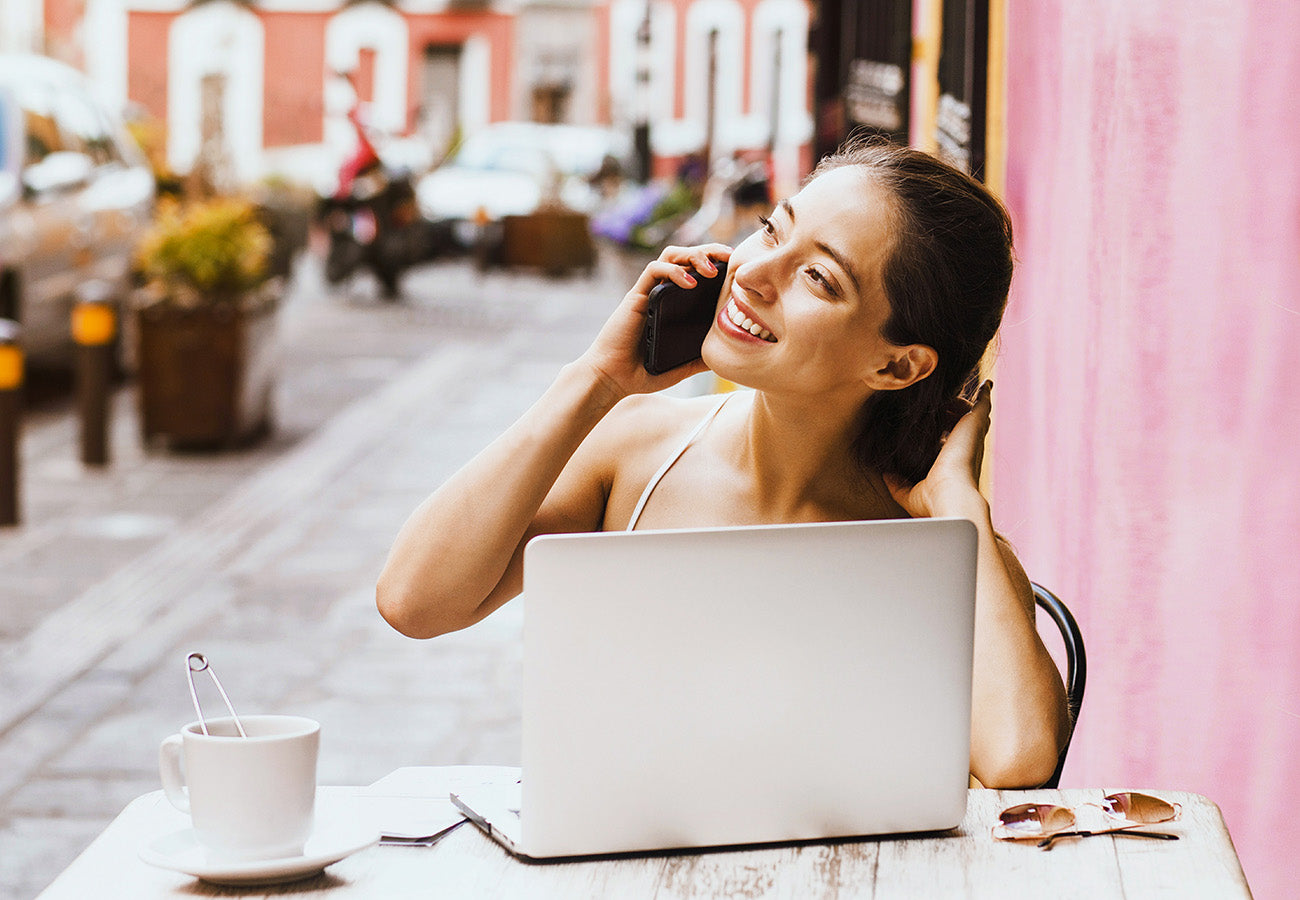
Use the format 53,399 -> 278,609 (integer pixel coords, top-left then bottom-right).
732,389 -> 899,520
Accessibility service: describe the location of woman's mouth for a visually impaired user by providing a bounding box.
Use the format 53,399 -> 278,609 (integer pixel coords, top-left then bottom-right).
722,298 -> 777,343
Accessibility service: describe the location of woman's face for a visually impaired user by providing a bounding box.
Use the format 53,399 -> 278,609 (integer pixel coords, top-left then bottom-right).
701,166 -> 904,400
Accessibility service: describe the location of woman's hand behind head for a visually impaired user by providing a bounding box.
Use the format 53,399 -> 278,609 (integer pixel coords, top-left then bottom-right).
884,380 -> 993,520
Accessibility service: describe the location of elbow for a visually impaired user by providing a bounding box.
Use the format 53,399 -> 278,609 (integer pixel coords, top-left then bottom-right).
972,727 -> 1065,790
376,574 -> 451,640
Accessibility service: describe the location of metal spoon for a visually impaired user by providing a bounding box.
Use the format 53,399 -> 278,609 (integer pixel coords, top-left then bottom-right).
186,652 -> 247,737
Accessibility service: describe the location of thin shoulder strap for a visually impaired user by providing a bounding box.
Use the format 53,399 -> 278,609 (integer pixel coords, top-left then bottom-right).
626,393 -> 732,532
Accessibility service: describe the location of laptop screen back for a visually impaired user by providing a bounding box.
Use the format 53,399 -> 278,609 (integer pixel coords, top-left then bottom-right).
519,517 -> 978,857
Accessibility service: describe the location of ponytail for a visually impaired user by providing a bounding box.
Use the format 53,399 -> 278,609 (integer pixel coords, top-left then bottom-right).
811,138 -> 1013,483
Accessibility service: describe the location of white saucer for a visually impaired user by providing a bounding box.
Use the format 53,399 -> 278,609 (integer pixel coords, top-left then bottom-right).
139,816 -> 380,886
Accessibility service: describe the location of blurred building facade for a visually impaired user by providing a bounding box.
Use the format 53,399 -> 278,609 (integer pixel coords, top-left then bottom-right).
30,0 -> 815,193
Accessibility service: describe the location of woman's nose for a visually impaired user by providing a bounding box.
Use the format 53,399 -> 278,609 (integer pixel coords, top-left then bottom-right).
731,247 -> 782,303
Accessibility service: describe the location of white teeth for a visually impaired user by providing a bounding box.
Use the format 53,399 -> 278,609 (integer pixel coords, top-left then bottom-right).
726,299 -> 776,342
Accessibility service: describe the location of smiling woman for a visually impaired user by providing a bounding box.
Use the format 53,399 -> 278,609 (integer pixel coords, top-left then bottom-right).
377,137 -> 1069,789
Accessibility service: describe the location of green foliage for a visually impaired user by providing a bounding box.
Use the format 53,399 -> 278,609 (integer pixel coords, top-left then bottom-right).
630,181 -> 699,251
137,198 -> 273,304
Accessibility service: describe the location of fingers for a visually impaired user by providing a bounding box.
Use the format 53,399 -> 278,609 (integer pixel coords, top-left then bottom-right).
933,381 -> 991,468
627,245 -> 731,302
948,380 -> 992,475
634,259 -> 703,293
658,243 -> 733,268
970,380 -> 992,428
655,244 -> 733,284
951,381 -> 992,435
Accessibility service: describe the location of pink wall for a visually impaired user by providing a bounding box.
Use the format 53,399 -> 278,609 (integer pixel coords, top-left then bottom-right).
997,2 -> 1300,896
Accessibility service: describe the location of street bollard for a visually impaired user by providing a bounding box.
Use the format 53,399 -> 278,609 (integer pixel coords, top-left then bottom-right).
0,318 -> 22,526
72,287 -> 118,467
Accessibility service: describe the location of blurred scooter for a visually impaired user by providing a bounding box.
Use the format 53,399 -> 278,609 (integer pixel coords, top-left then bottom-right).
318,86 -> 435,299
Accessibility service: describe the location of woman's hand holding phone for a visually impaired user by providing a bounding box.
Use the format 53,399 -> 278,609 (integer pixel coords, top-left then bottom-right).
577,244 -> 732,403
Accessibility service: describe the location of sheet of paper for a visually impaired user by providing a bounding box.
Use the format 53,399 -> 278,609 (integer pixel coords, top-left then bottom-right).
367,765 -> 521,799
354,795 -> 466,840
361,766 -> 521,838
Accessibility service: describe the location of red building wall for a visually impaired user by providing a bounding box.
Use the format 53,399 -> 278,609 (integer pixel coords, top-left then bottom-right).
405,12 -> 514,124
261,12 -> 329,148
593,3 -> 612,124
127,12 -> 172,125
42,0 -> 86,66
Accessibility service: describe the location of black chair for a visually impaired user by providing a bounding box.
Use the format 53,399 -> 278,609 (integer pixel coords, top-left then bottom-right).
1032,582 -> 1086,788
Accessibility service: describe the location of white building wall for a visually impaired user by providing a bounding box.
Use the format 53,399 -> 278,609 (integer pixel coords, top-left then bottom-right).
167,2 -> 264,183
1,0 -> 44,53
609,0 -> 676,135
324,1 -> 411,149
84,0 -> 129,110
460,33 -> 492,135
513,4 -> 599,125
752,0 -> 813,192
680,0 -> 744,159
609,0 -> 811,168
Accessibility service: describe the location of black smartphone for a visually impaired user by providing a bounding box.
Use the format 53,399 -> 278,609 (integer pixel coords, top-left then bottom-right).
641,261 -> 729,375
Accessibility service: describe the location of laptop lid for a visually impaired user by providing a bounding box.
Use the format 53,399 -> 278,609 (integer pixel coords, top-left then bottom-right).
466,517 -> 977,858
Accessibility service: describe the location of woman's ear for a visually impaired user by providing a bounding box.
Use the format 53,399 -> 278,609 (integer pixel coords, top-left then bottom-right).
867,344 -> 937,391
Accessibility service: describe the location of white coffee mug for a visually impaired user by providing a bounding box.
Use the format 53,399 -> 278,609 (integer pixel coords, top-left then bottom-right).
158,715 -> 320,861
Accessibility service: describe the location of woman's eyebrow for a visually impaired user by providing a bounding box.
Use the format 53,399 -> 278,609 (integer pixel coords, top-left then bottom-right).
780,197 -> 863,296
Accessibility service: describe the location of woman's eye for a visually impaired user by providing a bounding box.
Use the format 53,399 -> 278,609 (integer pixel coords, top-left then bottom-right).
805,267 -> 840,296
757,215 -> 776,238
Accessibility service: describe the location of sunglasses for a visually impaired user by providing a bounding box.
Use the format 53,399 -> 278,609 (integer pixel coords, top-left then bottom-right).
993,792 -> 1182,850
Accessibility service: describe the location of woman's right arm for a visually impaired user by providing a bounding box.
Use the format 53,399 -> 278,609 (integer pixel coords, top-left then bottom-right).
376,245 -> 729,638
376,362 -> 624,638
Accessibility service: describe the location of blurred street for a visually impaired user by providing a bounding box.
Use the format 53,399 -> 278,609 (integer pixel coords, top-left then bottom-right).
0,248 -> 654,899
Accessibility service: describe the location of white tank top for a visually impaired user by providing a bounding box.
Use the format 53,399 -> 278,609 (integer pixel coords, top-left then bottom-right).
625,393 -> 732,531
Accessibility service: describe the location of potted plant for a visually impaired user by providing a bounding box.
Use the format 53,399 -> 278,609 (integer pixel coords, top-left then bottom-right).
133,197 -> 280,449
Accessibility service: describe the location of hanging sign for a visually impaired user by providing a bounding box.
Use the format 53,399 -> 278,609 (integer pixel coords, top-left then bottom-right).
844,59 -> 905,132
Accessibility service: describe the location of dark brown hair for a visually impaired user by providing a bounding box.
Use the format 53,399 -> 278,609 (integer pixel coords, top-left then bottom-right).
811,138 -> 1014,484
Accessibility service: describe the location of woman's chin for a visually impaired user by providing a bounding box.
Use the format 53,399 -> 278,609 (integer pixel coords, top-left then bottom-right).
701,339 -> 759,390
699,336 -> 734,380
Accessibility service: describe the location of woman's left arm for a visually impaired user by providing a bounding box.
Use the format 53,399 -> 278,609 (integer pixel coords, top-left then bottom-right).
886,381 -> 1071,788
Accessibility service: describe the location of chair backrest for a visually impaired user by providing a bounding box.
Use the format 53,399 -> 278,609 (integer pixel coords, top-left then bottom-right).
1031,582 -> 1086,788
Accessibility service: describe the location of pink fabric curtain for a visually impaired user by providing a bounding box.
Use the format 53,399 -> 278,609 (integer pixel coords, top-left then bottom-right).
997,2 -> 1300,897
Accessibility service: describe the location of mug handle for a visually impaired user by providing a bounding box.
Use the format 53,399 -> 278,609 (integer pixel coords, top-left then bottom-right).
158,734 -> 189,813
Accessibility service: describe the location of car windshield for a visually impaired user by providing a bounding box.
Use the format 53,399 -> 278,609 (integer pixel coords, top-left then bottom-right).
448,125 -> 627,179
545,127 -> 621,176
452,135 -> 553,177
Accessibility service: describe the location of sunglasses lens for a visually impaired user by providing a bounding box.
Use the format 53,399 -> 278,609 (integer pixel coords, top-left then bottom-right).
1102,792 -> 1178,823
998,803 -> 1075,835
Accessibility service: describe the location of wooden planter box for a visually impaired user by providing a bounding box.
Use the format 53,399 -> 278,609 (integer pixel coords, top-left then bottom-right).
134,288 -> 278,450
501,210 -> 596,276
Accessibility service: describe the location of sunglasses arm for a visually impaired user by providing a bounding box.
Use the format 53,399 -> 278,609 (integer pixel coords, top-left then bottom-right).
1037,828 -> 1180,850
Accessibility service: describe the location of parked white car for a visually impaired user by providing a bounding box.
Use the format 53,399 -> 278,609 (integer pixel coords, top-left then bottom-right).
0,54 -> 155,367
415,122 -> 630,246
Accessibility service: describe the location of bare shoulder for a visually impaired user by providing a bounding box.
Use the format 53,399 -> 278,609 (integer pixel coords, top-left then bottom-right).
589,392 -> 726,455
582,392 -> 730,519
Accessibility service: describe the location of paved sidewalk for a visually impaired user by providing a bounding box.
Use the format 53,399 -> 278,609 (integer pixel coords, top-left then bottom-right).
0,251 -> 648,898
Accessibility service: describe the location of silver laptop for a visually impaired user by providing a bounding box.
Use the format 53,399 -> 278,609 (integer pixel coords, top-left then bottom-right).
451,517 -> 978,858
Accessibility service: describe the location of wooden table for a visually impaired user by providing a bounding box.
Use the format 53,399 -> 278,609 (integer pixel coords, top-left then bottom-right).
38,768 -> 1252,899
